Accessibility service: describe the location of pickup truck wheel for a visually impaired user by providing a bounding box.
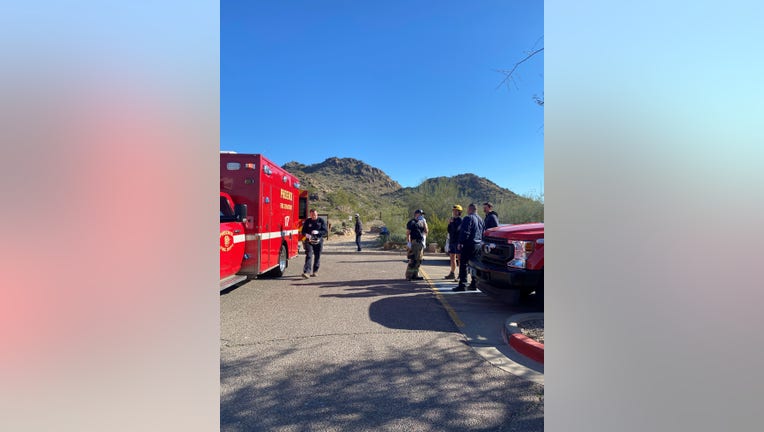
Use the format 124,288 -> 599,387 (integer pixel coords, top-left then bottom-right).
268,244 -> 288,277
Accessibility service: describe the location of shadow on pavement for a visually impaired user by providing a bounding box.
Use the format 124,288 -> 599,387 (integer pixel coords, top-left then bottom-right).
336,259 -> 404,264
314,279 -> 428,298
321,250 -> 404,256
422,257 -> 450,266
367,293 -> 458,333
221,341 -> 544,432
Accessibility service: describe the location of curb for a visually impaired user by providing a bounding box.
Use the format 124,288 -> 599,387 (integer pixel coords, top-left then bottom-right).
502,313 -> 544,364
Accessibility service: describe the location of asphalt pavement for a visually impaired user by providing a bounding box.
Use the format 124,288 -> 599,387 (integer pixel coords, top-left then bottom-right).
221,233 -> 545,431
415,251 -> 544,382
334,233 -> 544,381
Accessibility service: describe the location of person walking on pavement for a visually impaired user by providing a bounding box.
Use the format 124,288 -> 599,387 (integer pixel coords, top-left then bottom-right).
482,201 -> 500,233
405,209 -> 428,281
444,204 -> 463,280
455,203 -> 484,291
301,209 -> 328,278
354,213 -> 363,252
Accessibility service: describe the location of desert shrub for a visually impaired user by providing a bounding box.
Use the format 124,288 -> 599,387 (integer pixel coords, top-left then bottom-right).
424,213 -> 448,250
495,193 -> 544,224
380,207 -> 409,243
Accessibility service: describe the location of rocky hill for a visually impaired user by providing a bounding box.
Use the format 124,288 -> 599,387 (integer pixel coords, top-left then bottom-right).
389,173 -> 521,204
283,157 -> 400,202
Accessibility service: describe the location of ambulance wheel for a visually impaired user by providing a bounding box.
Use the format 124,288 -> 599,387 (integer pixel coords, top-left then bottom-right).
268,244 -> 288,277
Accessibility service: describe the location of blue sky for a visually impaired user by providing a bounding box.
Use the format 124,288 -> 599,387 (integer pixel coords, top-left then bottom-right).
222,0 -> 543,197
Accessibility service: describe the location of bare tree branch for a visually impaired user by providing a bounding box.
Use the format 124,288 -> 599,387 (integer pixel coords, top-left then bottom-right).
495,47 -> 544,90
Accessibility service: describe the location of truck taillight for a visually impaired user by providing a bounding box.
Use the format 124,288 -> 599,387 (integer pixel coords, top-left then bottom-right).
508,240 -> 535,269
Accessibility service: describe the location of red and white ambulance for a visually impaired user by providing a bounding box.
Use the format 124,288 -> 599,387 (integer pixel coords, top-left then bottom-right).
220,153 -> 308,290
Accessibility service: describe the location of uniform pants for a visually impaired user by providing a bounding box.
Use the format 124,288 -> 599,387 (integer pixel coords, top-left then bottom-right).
303,241 -> 322,274
405,239 -> 424,278
355,234 -> 362,251
458,243 -> 480,286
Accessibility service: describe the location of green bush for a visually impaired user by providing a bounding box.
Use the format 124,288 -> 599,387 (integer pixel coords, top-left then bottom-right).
425,213 -> 447,249
494,193 -> 544,224
380,207 -> 409,243
380,184 -> 544,250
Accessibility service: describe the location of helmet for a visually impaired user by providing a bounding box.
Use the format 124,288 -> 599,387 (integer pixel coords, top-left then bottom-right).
305,230 -> 320,245
452,204 -> 463,211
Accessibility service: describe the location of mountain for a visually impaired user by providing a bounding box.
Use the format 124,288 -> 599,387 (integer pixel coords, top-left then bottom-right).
282,157 -> 400,201
389,173 -> 521,204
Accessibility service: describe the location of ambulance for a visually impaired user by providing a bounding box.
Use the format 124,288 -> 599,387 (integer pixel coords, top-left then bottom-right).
220,153 -> 308,290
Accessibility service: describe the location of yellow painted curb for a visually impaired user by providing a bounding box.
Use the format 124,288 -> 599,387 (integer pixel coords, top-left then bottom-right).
418,268 -> 465,328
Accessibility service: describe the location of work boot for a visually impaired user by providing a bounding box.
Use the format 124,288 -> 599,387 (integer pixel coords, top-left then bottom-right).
444,272 -> 455,280
453,285 -> 466,292
468,280 -> 477,290
310,273 -> 318,277
411,276 -> 424,281
302,273 -> 310,279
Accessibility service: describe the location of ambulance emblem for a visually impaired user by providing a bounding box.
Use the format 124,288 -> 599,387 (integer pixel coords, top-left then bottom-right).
220,230 -> 234,252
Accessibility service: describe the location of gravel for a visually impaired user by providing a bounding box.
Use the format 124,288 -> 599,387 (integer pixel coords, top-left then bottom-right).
518,319 -> 544,345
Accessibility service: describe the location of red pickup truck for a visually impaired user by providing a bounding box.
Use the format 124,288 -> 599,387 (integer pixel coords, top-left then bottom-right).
469,223 -> 544,303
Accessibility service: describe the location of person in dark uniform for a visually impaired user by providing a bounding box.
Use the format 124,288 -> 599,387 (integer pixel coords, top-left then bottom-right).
301,209 -> 328,278
482,201 -> 500,233
354,213 -> 363,252
455,203 -> 484,291
445,204 -> 463,280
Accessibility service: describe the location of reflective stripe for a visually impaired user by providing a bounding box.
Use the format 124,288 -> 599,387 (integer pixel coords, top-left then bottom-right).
245,229 -> 299,241
233,234 -> 245,244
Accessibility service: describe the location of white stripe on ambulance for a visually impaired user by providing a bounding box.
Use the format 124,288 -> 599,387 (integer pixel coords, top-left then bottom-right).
244,229 -> 300,241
